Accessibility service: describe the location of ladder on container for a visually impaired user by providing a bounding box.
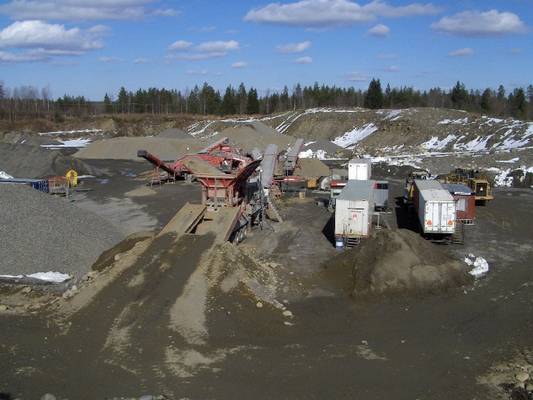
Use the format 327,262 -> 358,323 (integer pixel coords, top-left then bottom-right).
451,222 -> 465,245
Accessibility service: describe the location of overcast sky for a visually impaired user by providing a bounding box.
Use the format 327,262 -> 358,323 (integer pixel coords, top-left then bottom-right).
0,0 -> 530,100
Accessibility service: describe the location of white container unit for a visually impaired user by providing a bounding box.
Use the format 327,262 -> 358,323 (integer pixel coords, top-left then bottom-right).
335,180 -> 374,243
348,158 -> 372,181
414,180 -> 456,235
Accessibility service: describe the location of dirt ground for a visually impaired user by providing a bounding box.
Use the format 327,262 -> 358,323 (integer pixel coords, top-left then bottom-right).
1,160 -> 533,399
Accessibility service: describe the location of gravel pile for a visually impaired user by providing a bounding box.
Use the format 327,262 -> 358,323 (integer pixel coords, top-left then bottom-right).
157,128 -> 191,139
326,229 -> 472,299
0,143 -> 102,178
214,125 -> 294,152
0,185 -> 123,280
75,137 -> 205,161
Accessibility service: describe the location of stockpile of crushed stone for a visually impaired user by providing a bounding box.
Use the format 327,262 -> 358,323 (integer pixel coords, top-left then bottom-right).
75,137 -> 206,161
213,124 -> 294,152
0,185 -> 124,280
296,158 -> 330,178
157,128 -> 191,139
327,229 -> 472,298
0,143 -> 102,178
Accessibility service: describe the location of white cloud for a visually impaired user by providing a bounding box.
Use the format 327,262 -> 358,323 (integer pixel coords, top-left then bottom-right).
245,0 -> 440,27
295,56 -> 312,64
432,10 -> 527,36
0,20 -> 105,63
0,0 -> 179,21
152,8 -> 180,17
133,57 -> 149,64
167,39 -> 240,61
167,52 -> 227,61
346,72 -> 369,82
377,52 -> 397,59
0,49 -> 43,62
367,23 -> 389,36
383,65 -> 399,72
98,56 -> 123,62
195,40 -> 239,52
232,61 -> 248,68
186,69 -> 208,75
168,40 -> 192,51
276,40 -> 311,53
448,47 -> 473,57
0,20 -> 103,51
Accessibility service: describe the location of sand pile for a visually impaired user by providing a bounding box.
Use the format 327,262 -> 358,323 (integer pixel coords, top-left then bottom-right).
327,229 -> 472,298
296,158 -> 330,178
0,185 -> 123,280
0,143 -> 102,178
75,137 -> 205,161
214,124 -> 294,152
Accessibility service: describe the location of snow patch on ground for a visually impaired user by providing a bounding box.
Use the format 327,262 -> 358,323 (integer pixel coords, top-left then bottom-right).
38,129 -> 103,136
332,123 -> 378,149
455,135 -> 492,152
421,134 -> 457,150
438,118 -> 469,125
464,254 -> 489,278
0,271 -> 71,283
41,138 -> 92,149
299,149 -> 327,159
496,158 -> 519,164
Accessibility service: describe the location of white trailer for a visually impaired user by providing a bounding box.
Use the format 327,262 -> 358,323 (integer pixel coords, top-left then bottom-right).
348,158 -> 372,181
414,180 -> 456,238
334,180 -> 374,247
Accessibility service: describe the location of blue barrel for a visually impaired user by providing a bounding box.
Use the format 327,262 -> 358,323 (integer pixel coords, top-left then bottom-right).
335,238 -> 344,250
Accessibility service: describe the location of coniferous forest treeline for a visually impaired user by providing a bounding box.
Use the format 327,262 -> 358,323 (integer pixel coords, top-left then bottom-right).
0,79 -> 532,121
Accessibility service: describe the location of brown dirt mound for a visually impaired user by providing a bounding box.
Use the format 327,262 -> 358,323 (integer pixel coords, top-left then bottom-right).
326,229 -> 472,299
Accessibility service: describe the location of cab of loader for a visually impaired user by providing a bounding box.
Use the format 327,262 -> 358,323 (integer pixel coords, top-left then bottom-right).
404,170 -> 430,203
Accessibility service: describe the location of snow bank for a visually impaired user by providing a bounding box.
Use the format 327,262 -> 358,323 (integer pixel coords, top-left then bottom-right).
0,271 -> 71,283
421,134 -> 457,150
496,158 -> 519,164
38,129 -> 103,136
464,254 -> 489,278
438,118 -> 468,125
332,123 -> 378,149
299,149 -> 327,159
41,138 -> 92,149
0,171 -> 13,179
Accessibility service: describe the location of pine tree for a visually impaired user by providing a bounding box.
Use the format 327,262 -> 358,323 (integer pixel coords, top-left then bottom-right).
117,87 -> 128,113
237,83 -> 247,114
509,88 -> 527,119
221,86 -> 236,115
480,88 -> 492,113
450,81 -> 468,109
104,93 -> 113,113
364,78 -> 383,109
247,88 -> 259,114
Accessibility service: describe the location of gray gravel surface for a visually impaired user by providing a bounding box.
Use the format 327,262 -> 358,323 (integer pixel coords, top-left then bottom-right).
0,143 -> 103,178
0,185 -> 123,280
